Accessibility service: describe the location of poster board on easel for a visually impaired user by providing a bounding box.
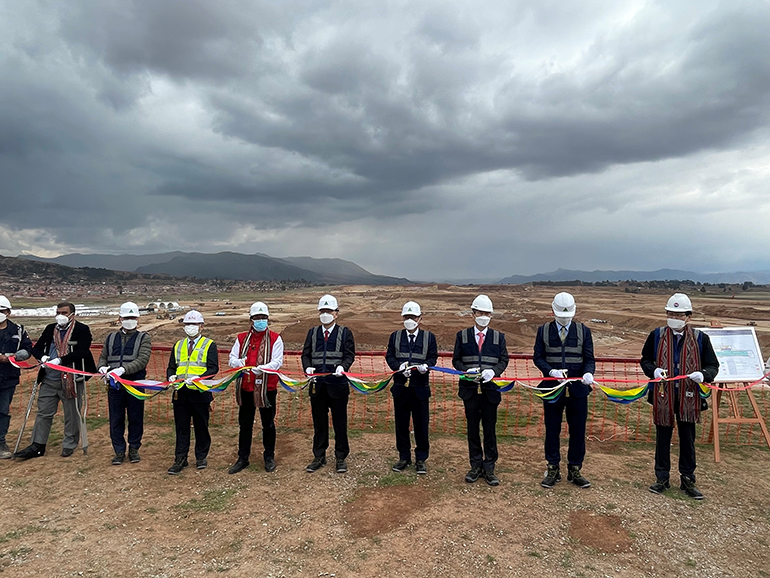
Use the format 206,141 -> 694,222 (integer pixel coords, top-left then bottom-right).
698,327 -> 770,461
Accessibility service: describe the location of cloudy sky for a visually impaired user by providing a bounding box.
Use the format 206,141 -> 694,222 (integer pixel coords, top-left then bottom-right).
1,0 -> 769,280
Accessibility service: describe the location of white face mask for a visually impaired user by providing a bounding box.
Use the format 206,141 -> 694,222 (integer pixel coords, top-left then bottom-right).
474,315 -> 491,327
667,318 -> 686,331
121,319 -> 138,331
0,313 -> 7,324
319,313 -> 335,325
403,319 -> 419,331
555,316 -> 573,327
56,314 -> 71,327
184,324 -> 200,338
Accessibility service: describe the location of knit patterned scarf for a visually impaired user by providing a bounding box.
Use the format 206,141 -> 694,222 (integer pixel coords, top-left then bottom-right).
53,321 -> 77,399
654,325 -> 702,425
236,328 -> 272,409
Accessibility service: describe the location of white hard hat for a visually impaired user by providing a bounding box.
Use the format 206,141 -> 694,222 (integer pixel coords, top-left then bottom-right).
552,292 -> 576,318
401,301 -> 421,316
249,301 -> 269,317
183,310 -> 205,324
0,295 -> 10,311
119,302 -> 140,318
665,293 -> 692,313
318,294 -> 339,310
471,295 -> 493,313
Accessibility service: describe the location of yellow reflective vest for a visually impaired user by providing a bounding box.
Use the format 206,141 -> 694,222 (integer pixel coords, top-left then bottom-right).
174,336 -> 214,387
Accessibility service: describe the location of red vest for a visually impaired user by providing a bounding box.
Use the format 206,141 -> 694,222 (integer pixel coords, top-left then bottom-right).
237,330 -> 280,392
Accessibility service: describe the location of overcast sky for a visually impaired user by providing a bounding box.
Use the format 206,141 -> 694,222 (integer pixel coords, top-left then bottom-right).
1,0 -> 769,280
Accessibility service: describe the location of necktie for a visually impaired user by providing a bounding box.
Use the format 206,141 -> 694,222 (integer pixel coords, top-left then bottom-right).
188,339 -> 195,353
409,334 -> 415,349
477,331 -> 485,352
559,326 -> 567,343
324,330 -> 329,341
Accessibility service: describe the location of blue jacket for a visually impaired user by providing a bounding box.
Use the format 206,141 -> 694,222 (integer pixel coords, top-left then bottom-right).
533,321 -> 595,398
0,320 -> 33,388
385,328 -> 438,400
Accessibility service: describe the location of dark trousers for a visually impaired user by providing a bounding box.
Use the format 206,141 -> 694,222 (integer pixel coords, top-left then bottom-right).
238,389 -> 277,461
655,417 -> 697,482
0,385 -> 17,444
107,387 -> 145,454
172,397 -> 211,461
310,387 -> 349,460
543,394 -> 588,467
393,389 -> 430,462
463,392 -> 499,472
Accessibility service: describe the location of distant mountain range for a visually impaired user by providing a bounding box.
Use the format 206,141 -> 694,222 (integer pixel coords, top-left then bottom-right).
21,252 -> 410,285
499,268 -> 770,284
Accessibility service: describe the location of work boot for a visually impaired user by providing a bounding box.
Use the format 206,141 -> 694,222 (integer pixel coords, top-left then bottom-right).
541,464 -> 561,488
0,442 -> 12,459
14,443 -> 46,460
228,459 -> 249,474
392,459 -> 411,472
567,465 -> 591,488
306,456 -> 326,472
648,478 -> 670,494
112,452 -> 125,466
465,467 -> 483,483
680,477 -> 705,500
196,458 -> 208,470
484,470 -> 500,487
167,456 -> 188,475
264,457 -> 277,473
128,447 -> 140,463
336,458 -> 348,473
415,460 -> 427,475
60,447 -> 75,457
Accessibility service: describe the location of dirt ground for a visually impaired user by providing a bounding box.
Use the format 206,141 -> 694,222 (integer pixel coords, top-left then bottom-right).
4,284 -> 770,578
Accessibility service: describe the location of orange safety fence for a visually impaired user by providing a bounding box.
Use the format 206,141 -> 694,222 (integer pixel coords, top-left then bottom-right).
11,347 -> 770,445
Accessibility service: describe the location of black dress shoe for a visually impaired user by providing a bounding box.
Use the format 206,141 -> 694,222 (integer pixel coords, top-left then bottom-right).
264,457 -> 277,472
649,478 -> 670,494
392,459 -> 411,472
484,470 -> 500,486
415,460 -> 427,475
228,459 -> 249,474
680,477 -> 705,500
306,456 -> 326,472
112,452 -> 125,465
61,448 -> 75,458
14,443 -> 46,460
465,467 -> 483,483
128,447 -> 140,463
336,458 -> 348,473
167,457 -> 188,475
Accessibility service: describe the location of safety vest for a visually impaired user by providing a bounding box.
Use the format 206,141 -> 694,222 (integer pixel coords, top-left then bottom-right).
540,321 -> 585,366
393,330 -> 429,363
310,325 -> 346,370
460,327 -> 502,369
174,336 -> 214,385
105,330 -> 148,380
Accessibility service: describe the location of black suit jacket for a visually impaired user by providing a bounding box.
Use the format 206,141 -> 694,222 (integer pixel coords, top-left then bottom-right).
452,327 -> 509,404
385,328 -> 439,400
32,321 -> 97,382
301,325 -> 356,399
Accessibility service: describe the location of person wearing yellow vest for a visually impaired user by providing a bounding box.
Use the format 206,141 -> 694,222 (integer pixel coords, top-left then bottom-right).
166,310 -> 219,475
227,301 -> 284,474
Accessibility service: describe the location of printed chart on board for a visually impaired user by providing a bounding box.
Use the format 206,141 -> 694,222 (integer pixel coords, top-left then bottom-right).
699,327 -> 764,383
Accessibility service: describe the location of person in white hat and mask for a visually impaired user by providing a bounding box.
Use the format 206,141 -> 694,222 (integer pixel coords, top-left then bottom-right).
0,296 -> 34,459
227,301 -> 284,474
385,301 -> 438,474
533,292 -> 595,489
452,295 -> 509,486
166,310 -> 219,475
641,293 -> 719,500
97,302 -> 152,465
301,294 -> 356,474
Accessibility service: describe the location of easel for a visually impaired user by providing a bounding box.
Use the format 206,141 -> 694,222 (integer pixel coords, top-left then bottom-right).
708,381 -> 770,462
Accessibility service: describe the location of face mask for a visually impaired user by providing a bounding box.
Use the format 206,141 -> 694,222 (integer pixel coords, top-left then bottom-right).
0,313 -> 6,324
184,325 -> 200,338
319,313 -> 334,325
56,314 -> 71,327
403,319 -> 419,331
555,316 -> 573,327
252,319 -> 268,332
121,319 -> 138,331
667,318 -> 686,331
474,315 -> 491,327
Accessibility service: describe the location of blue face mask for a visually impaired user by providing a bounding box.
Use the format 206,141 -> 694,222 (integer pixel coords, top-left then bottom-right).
252,319 -> 268,332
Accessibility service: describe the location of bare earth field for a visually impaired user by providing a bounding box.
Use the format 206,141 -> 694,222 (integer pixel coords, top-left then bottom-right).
3,284 -> 770,578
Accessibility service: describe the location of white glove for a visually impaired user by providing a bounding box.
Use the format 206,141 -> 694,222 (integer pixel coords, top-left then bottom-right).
582,372 -> 595,385
481,369 -> 495,382
399,362 -> 409,371
549,369 -> 567,379
40,355 -> 50,363
466,367 -> 480,374
231,357 -> 246,368
334,365 -> 345,377
184,377 -> 195,385
108,367 -> 126,377
305,367 -> 315,376
688,371 -> 704,384
417,364 -> 429,374
99,366 -> 110,374
653,368 -> 666,380
399,362 -> 411,377
48,357 -> 60,366
251,365 -> 267,375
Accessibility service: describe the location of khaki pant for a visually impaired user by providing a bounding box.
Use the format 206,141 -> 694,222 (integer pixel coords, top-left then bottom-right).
31,375 -> 82,451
